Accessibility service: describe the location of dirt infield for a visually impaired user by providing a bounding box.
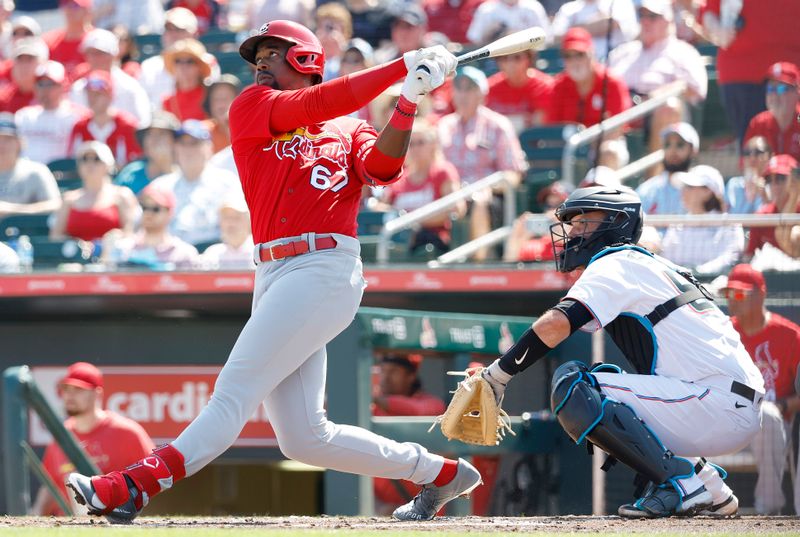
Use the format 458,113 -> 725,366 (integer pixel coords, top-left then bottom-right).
3,515 -> 800,533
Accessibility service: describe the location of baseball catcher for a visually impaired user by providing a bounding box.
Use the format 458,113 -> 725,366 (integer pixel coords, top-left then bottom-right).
442,186 -> 764,517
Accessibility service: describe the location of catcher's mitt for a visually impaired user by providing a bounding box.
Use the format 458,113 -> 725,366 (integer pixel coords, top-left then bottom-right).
428,367 -> 514,446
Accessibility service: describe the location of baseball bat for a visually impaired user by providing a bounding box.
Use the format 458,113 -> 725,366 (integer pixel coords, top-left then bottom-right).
455,27 -> 547,66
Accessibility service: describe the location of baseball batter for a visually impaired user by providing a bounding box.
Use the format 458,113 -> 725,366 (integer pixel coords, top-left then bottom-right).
67,20 -> 480,523
479,186 -> 765,518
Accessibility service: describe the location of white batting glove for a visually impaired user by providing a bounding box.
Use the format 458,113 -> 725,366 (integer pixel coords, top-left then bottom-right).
400,58 -> 447,103
402,45 -> 458,77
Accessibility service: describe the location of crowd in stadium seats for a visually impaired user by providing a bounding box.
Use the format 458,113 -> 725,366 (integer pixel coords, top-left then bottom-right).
0,0 -> 796,271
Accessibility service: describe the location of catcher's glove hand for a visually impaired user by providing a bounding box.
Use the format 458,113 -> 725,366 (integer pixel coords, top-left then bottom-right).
429,366 -> 515,446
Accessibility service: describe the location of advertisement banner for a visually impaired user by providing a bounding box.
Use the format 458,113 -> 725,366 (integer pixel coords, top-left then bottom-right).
30,366 -> 277,448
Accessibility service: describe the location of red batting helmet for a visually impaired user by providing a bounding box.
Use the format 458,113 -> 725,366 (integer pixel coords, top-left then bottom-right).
239,20 -> 325,83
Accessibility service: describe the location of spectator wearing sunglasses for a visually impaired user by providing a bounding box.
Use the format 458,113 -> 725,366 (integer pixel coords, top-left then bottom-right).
745,154 -> 800,259
726,136 -> 771,214
162,38 -> 215,122
744,62 -> 800,163
723,264 -> 800,515
487,49 -> 552,132
50,141 -> 138,242
16,60 -> 86,165
547,27 -> 631,129
636,122 -> 698,216
103,182 -> 199,270
660,164 -> 743,275
68,70 -> 142,166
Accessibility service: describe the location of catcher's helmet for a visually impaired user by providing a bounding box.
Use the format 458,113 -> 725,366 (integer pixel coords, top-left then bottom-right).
239,20 -> 325,83
550,186 -> 643,273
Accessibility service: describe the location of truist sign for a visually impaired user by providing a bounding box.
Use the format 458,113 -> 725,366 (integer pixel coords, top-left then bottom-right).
30,366 -> 277,447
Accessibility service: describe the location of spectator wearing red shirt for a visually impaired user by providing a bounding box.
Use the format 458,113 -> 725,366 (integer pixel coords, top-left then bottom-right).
745,154 -> 800,259
701,0 -> 800,146
744,63 -> 800,163
167,0 -> 220,35
384,119 -> 464,254
0,37 -> 48,113
372,353 -> 446,515
29,362 -> 154,516
44,0 -> 94,75
547,27 -> 631,129
723,264 -> 800,514
69,70 -> 142,166
487,50 -> 552,132
162,38 -> 213,121
423,0 -> 483,45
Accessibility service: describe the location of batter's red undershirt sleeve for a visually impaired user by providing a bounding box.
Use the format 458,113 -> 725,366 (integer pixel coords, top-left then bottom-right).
269,59 -> 407,134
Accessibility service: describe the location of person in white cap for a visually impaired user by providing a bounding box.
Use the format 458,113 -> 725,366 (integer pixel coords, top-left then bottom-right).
198,192 -> 255,270
609,0 -> 707,152
0,37 -> 49,113
139,8 -> 200,109
467,0 -> 552,47
92,0 -> 164,36
16,60 -> 86,164
636,122 -> 700,216
659,164 -> 744,274
551,0 -> 639,59
69,28 -> 151,127
50,140 -> 138,242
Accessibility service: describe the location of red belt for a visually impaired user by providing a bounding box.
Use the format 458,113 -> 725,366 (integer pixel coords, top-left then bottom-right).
258,236 -> 338,262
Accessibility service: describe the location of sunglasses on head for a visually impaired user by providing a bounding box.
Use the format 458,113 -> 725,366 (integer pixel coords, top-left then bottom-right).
78,154 -> 102,164
742,148 -> 767,157
766,82 -> 794,95
141,204 -> 168,213
721,288 -> 751,301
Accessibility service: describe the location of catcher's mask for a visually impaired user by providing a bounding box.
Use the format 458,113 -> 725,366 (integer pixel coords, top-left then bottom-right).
550,186 -> 643,272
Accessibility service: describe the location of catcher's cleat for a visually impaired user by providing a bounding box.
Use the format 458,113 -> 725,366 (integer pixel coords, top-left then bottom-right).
618,483 -> 713,518
698,493 -> 738,516
392,458 -> 482,521
67,472 -> 145,525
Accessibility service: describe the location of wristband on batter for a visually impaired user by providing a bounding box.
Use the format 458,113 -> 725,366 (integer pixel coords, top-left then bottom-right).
388,95 -> 417,130
498,327 -> 552,375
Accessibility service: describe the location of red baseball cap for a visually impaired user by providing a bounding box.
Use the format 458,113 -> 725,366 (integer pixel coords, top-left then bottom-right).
725,264 -> 766,293
59,362 -> 103,390
140,183 -> 176,211
764,154 -> 798,176
562,28 -> 593,53
765,61 -> 800,88
60,0 -> 92,8
85,69 -> 113,94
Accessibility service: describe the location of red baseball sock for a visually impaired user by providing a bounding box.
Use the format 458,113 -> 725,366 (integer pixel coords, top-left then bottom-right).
91,444 -> 186,510
433,458 -> 459,487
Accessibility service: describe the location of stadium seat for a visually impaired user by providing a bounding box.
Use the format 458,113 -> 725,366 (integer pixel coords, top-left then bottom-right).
200,29 -> 239,53
47,158 -> 82,192
30,237 -> 94,268
536,47 -> 562,75
519,125 -> 587,175
133,33 -> 162,61
0,213 -> 52,239
214,50 -> 255,85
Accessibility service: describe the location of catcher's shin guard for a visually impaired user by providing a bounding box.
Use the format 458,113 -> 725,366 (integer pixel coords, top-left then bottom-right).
550,361 -> 693,486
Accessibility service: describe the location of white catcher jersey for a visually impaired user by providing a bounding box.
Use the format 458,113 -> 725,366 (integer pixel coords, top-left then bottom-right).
566,246 -> 765,391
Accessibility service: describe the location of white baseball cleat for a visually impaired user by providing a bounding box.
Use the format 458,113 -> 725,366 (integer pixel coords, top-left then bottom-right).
698,493 -> 738,516
392,458 -> 482,521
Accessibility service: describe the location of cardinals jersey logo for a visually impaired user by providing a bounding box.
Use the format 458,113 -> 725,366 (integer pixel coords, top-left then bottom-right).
265,127 -> 352,170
